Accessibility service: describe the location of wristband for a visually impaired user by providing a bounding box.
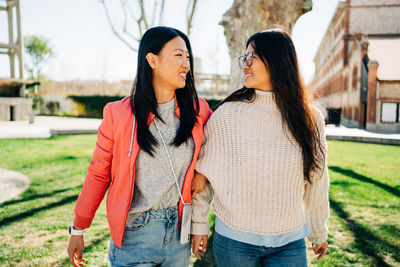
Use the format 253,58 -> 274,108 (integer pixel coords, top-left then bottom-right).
69,225 -> 85,236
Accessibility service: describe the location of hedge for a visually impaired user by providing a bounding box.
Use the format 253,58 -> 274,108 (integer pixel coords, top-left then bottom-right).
68,95 -> 222,118
67,95 -> 124,118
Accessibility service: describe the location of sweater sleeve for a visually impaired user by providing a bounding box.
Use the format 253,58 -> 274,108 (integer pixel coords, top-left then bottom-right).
195,111 -> 211,177
303,108 -> 330,244
191,181 -> 213,235
191,113 -> 214,235
73,103 -> 114,228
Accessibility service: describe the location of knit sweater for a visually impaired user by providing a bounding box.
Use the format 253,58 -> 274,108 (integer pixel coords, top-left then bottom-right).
191,90 -> 330,244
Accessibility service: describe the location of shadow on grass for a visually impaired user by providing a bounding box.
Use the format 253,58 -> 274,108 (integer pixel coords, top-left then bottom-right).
329,166 -> 400,198
62,156 -> 79,160
0,185 -> 82,206
85,231 -> 110,253
330,197 -> 400,265
330,180 -> 358,187
378,224 -> 400,239
0,193 -> 79,228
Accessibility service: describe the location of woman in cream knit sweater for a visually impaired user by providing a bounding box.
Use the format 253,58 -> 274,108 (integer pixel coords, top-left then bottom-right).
191,27 -> 330,266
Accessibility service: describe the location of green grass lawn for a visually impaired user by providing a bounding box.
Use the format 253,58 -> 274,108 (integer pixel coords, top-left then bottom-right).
0,136 -> 399,266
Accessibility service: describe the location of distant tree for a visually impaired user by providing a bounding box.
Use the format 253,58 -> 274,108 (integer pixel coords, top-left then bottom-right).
100,0 -> 198,52
24,35 -> 54,80
24,35 -> 54,111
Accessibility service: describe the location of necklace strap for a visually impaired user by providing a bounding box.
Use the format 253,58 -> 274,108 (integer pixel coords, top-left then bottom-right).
153,119 -> 186,205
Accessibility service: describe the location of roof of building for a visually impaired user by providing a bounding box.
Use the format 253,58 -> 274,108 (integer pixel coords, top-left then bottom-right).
368,38 -> 400,81
0,79 -> 40,97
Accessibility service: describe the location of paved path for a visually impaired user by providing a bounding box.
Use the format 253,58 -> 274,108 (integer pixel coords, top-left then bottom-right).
1,115 -> 399,144
0,168 -> 30,204
0,115 -> 101,138
325,125 -> 400,145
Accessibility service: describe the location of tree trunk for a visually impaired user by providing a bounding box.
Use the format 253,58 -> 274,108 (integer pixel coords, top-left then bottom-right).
221,0 -> 312,92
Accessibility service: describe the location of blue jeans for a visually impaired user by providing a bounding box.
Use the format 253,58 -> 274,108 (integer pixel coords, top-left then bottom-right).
108,206 -> 191,267
213,231 -> 307,267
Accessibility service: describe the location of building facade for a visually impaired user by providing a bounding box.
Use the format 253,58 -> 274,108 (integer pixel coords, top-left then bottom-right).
309,0 -> 400,132
0,0 -> 32,121
0,80 -> 32,121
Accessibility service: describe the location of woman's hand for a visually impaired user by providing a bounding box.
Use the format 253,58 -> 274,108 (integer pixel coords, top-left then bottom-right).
191,171 -> 207,199
311,241 -> 328,260
67,235 -> 85,266
192,234 -> 208,260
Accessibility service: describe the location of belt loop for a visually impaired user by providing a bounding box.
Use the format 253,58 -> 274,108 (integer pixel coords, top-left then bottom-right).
166,208 -> 170,219
167,207 -> 173,220
144,211 -> 150,224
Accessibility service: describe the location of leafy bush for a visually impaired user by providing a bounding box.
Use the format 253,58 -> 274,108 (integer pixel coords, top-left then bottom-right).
67,95 -> 222,118
68,95 -> 124,118
205,99 -> 222,111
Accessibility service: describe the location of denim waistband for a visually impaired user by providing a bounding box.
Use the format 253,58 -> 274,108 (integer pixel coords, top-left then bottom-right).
144,206 -> 178,220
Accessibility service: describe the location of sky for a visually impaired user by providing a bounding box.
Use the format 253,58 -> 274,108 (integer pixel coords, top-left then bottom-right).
0,0 -> 341,84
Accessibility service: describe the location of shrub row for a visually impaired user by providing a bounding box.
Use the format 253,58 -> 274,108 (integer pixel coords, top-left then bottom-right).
68,95 -> 222,118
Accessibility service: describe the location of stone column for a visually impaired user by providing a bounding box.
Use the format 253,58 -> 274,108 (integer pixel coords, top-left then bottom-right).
220,0 -> 312,92
367,60 -> 379,125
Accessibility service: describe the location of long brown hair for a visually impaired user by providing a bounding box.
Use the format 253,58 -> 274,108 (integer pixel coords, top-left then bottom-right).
216,27 -> 324,184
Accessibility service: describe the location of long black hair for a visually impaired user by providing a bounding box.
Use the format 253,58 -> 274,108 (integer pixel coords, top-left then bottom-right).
216,27 -> 324,184
130,26 -> 199,156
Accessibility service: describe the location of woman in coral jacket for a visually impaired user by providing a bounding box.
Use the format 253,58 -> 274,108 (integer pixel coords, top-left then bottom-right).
67,26 -> 212,267
191,27 -> 330,267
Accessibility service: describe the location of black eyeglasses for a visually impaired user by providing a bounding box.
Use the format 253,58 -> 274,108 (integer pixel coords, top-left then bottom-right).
238,51 -> 254,69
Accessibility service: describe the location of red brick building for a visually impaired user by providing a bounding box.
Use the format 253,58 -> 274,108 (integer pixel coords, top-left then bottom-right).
309,0 -> 400,132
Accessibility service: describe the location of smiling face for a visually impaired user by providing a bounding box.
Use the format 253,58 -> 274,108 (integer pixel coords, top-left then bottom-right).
147,36 -> 190,94
242,43 -> 272,92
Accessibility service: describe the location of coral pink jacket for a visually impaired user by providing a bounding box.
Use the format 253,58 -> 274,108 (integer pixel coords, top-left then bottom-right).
73,96 -> 212,248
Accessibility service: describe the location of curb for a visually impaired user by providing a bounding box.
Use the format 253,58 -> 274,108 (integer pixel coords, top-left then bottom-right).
49,129 -> 98,135
326,135 -> 400,146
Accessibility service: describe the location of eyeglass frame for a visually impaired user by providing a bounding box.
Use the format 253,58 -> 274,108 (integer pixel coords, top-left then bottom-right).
238,51 -> 255,69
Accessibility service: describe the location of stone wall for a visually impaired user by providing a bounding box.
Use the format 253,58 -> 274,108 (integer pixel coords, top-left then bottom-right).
0,97 -> 32,121
40,95 -> 73,115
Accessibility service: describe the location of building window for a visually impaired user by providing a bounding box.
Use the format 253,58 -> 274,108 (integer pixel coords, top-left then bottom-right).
381,103 -> 399,123
352,66 -> 358,89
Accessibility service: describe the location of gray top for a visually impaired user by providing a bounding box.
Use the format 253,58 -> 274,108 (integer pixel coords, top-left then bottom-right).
126,98 -> 194,225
